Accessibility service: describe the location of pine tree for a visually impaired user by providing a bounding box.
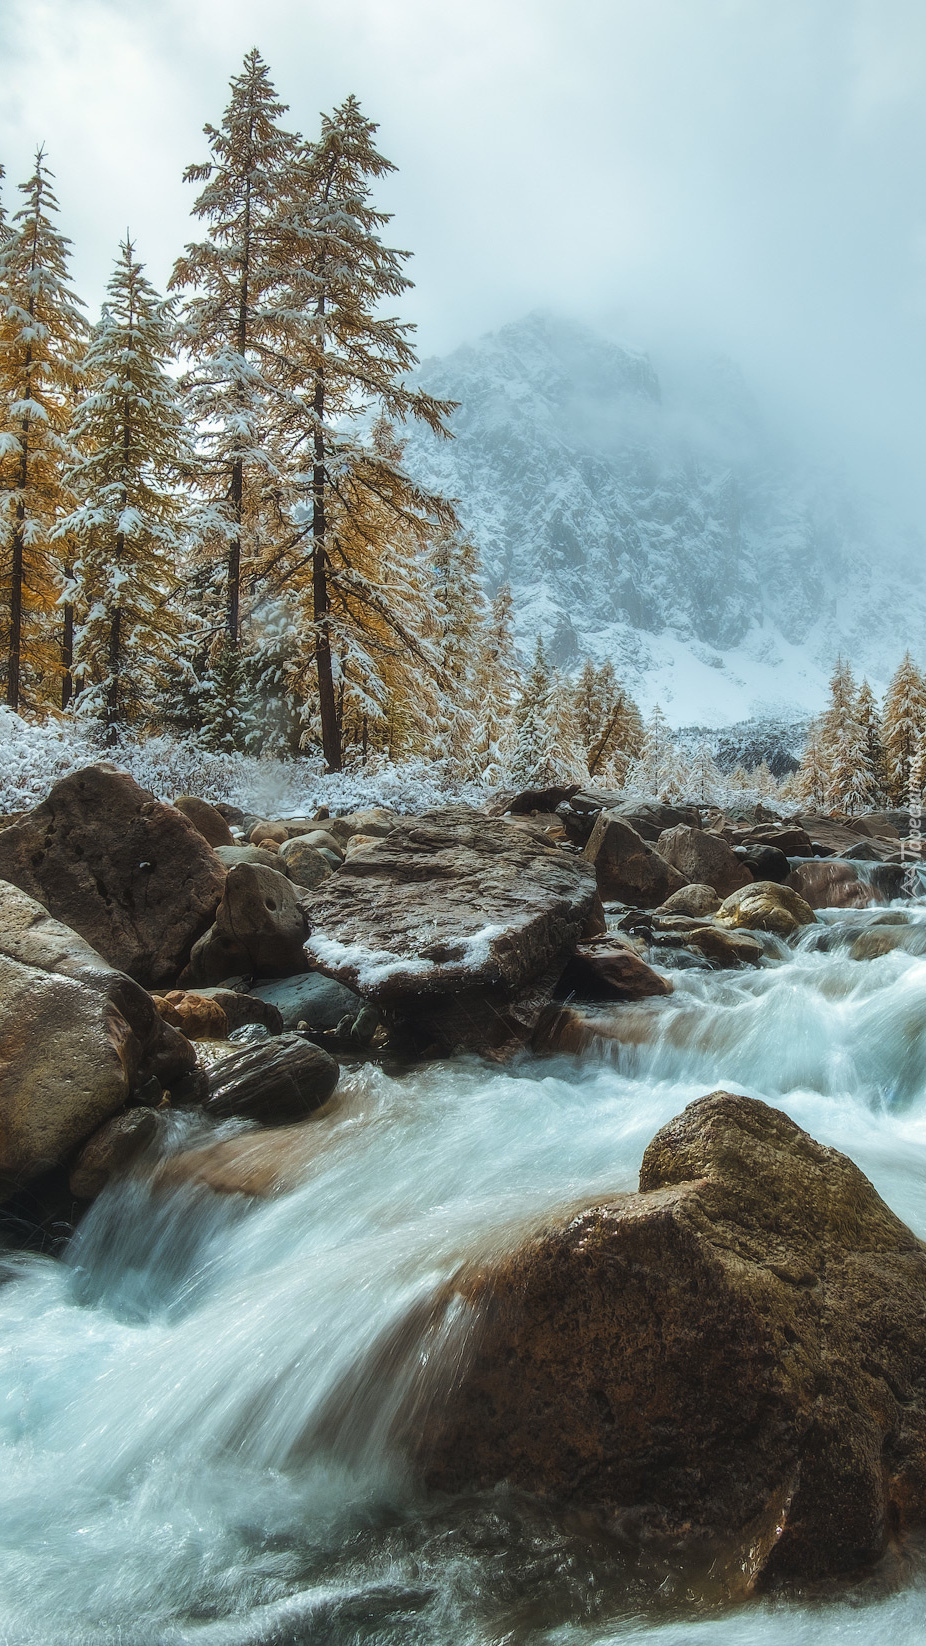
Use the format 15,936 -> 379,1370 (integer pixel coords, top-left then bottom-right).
689,738 -> 724,804
794,719 -> 830,808
0,149 -> 85,709
60,240 -> 192,738
882,654 -> 926,807
856,679 -> 885,806
627,704 -> 684,798
428,522 -> 486,773
267,94 -> 456,770
510,635 -> 561,788
469,581 -> 518,783
170,50 -> 298,682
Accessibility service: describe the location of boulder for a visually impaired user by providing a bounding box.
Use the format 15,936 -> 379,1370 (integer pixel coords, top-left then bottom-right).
582,813 -> 686,907
277,836 -> 332,889
786,860 -> 875,910
248,820 -> 289,847
204,1032 -> 339,1125
0,764 -> 226,987
172,795 -> 234,848
738,824 -> 814,857
247,973 -> 376,1038
195,988 -> 283,1035
305,808 -> 599,1007
683,925 -> 763,967
850,925 -> 926,961
181,864 -> 309,987
422,1093 -> 926,1586
0,880 -> 194,1192
656,826 -> 753,899
344,807 -> 400,838
69,1107 -> 163,1200
717,881 -> 816,937
656,883 -> 721,917
291,829 -> 344,860
214,844 -> 287,875
152,989 -> 230,1039
556,938 -> 673,1001
615,801 -> 701,842
736,843 -> 791,884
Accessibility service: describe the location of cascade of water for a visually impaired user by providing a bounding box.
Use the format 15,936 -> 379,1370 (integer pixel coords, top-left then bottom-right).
3,908 -> 926,1642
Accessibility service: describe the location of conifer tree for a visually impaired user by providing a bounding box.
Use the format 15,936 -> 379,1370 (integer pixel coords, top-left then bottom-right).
856,679 -> 885,804
268,95 -> 456,770
882,653 -> 926,806
428,523 -> 486,773
170,49 -> 298,683
510,635 -> 561,787
0,149 -> 85,709
468,582 -> 518,783
794,719 -> 830,808
627,704 -> 684,798
60,240 -> 192,738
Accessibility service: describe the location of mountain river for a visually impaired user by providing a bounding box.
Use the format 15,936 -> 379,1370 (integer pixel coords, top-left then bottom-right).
3,907 -> 926,1644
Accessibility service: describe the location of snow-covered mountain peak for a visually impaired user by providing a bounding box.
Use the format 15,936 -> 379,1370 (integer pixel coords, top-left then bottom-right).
403,313 -> 926,726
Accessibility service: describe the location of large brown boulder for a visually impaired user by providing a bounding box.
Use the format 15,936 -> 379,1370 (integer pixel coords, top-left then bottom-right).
582,813 -> 685,907
787,859 -> 875,909
717,880 -> 816,937
656,825 -> 753,898
0,880 -> 195,1192
423,1093 -> 926,1587
181,864 -> 309,986
204,1033 -> 339,1125
305,808 -> 599,1006
172,795 -> 234,848
0,764 -> 226,986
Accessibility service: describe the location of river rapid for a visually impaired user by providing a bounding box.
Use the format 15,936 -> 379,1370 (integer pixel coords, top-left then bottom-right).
4,909 -> 926,1644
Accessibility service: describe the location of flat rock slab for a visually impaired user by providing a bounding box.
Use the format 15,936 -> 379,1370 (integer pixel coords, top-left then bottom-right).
303,808 -> 599,1005
423,1092 -> 926,1588
0,764 -> 226,987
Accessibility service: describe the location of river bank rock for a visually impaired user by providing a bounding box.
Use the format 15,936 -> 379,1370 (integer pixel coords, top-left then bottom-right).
304,809 -> 599,1052
656,883 -> 722,918
422,1092 -> 926,1587
656,825 -> 752,899
0,764 -> 226,986
69,1107 -> 163,1200
717,880 -> 816,937
0,880 -> 194,1191
172,795 -> 234,848
278,836 -> 332,889
556,938 -> 673,1001
181,863 -> 309,986
203,1032 -> 340,1125
247,973 -> 377,1040
582,814 -> 686,907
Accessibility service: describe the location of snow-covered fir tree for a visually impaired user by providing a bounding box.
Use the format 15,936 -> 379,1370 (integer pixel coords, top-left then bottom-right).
882,653 -> 926,807
468,581 -> 519,783
60,240 -> 192,738
428,522 -> 486,774
170,49 -> 298,737
0,149 -> 85,710
626,704 -> 686,798
510,635 -> 564,788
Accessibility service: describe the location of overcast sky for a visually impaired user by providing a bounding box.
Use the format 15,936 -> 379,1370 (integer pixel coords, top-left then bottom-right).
1,0 -> 925,511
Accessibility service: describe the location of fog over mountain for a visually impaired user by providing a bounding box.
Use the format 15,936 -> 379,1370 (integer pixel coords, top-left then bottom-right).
403,312 -> 926,726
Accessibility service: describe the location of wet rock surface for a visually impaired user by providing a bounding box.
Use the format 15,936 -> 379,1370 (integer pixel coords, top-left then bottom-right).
304,808 -> 599,1006
656,825 -> 752,899
423,1092 -> 926,1587
582,813 -> 685,907
0,880 -> 194,1192
0,764 -> 226,987
203,1032 -> 339,1125
182,863 -> 309,986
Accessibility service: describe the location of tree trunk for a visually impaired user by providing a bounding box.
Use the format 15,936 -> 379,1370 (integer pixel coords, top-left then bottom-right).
227,458 -> 243,648
61,598 -> 74,709
6,505 -> 24,710
106,593 -> 122,748
312,365 -> 340,771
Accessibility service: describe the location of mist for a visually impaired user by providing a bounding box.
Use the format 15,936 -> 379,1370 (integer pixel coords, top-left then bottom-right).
1,0 -> 924,518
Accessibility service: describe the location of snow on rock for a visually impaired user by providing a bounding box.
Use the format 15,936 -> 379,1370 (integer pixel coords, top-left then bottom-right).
303,808 -> 599,1008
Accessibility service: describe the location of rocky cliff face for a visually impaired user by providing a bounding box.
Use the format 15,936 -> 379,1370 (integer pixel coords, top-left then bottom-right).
402,313 -> 926,722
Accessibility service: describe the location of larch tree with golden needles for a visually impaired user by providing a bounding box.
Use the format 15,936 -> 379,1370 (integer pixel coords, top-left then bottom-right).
0,149 -> 85,710
170,49 -> 298,741
60,241 -> 193,740
269,94 -> 457,771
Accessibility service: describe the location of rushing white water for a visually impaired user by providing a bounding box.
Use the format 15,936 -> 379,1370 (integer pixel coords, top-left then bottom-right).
4,909 -> 926,1644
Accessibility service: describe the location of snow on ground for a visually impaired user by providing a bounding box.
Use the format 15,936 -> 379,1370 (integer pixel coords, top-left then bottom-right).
0,711 -> 487,819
